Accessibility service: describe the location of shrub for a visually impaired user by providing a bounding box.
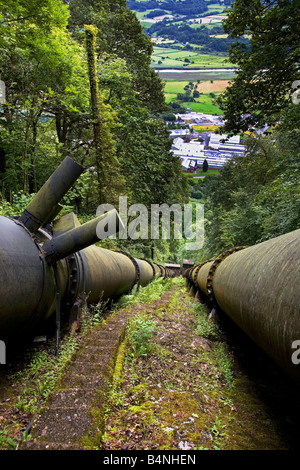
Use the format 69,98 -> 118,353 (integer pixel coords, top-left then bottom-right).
126,314 -> 157,357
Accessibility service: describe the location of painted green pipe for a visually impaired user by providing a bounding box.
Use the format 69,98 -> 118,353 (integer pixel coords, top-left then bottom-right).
193,229 -> 300,383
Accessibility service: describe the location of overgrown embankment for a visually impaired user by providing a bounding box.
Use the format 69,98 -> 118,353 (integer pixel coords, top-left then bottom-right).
0,277 -> 299,450
101,278 -> 297,451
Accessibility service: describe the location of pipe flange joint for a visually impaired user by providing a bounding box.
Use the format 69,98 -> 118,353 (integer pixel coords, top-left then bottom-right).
142,258 -> 156,279
206,246 -> 247,308
115,250 -> 141,290
192,259 -> 214,287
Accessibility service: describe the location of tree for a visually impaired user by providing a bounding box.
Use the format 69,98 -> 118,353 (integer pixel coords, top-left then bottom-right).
0,0 -> 190,241
202,159 -> 208,173
217,0 -> 300,134
66,0 -> 167,114
0,0 -> 87,194
199,128 -> 300,258
84,24 -> 124,204
0,0 -> 69,41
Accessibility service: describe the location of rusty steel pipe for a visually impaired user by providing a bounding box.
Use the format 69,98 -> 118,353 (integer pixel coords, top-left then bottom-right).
194,229 -> 300,383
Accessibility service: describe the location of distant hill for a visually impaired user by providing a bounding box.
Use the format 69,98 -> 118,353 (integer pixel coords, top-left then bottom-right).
127,0 -> 248,58
127,0 -> 234,15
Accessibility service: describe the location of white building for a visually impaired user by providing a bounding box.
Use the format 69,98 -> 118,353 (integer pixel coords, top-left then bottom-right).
169,128 -> 191,139
208,133 -> 245,155
209,134 -> 240,148
172,137 -> 205,156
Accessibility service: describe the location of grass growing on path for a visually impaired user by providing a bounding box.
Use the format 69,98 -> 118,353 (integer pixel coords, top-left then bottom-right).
1,277 -> 298,450
101,277 -> 292,451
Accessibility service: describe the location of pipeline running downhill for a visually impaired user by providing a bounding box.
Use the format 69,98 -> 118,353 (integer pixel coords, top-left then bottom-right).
184,232 -> 300,384
0,157 -> 172,348
1,156 -> 300,388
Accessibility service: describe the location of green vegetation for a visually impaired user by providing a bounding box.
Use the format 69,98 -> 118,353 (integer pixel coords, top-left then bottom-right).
13,339 -> 78,414
172,0 -> 300,265
102,278 -> 236,450
0,296 -> 108,450
116,276 -> 176,309
164,79 -> 224,114
188,126 -> 300,262
126,314 -> 157,357
176,96 -> 222,113
0,0 -> 190,262
101,276 -> 293,450
84,24 -> 123,204
218,0 -> 300,133
151,46 -> 232,69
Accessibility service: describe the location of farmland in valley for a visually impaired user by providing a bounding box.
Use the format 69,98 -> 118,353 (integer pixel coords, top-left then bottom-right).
151,45 -> 234,69
163,79 -> 230,115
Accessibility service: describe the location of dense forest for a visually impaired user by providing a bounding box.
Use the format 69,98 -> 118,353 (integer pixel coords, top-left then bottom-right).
0,0 -> 299,265
0,0 -> 189,262
127,0 -> 233,15
147,22 -> 249,53
189,0 -> 300,262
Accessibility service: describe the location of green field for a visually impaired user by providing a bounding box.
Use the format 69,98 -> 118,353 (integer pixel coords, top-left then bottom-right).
151,46 -> 233,69
176,97 -> 222,114
133,0 -> 235,116
206,3 -> 227,12
163,79 -> 228,114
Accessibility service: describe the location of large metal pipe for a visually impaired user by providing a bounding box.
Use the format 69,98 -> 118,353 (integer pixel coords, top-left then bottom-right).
0,158 -> 162,339
0,212 -> 160,337
136,258 -> 156,287
42,209 -> 123,263
0,216 -> 69,333
193,230 -> 300,383
77,246 -> 139,303
19,157 -> 83,232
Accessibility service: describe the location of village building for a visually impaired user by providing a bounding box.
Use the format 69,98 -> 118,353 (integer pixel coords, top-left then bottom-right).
170,116 -> 246,172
